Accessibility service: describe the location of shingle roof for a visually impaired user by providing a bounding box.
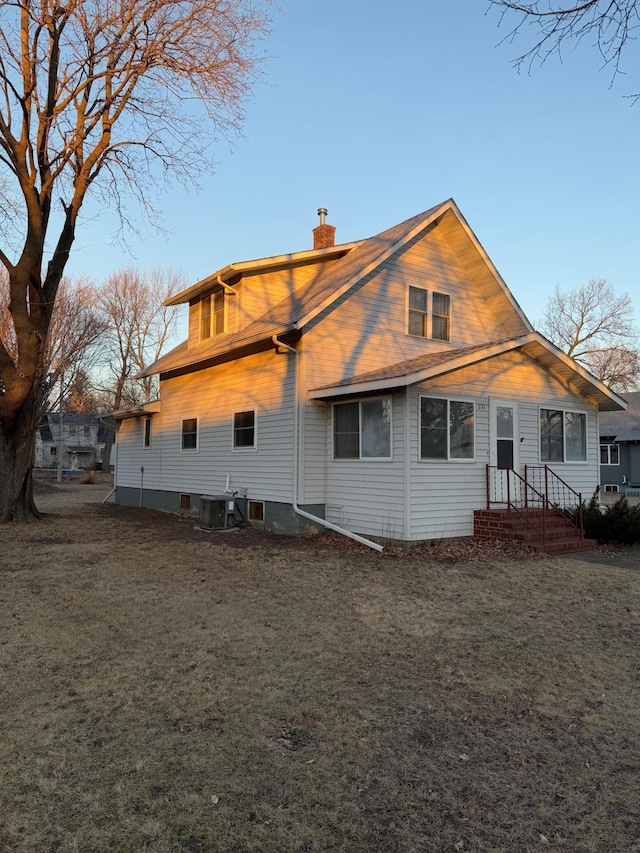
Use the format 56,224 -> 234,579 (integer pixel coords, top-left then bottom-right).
599,391 -> 640,440
312,340 -> 510,390
140,201 -> 453,378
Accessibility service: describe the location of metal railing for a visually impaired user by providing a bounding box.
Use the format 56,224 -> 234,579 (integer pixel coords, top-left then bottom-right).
485,464 -> 584,547
524,465 -> 583,540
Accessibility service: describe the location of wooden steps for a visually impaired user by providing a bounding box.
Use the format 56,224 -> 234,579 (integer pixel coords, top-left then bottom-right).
474,508 -> 597,555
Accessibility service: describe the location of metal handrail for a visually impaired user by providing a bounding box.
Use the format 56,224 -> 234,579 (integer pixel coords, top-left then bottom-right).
524,465 -> 583,540
486,465 -> 550,546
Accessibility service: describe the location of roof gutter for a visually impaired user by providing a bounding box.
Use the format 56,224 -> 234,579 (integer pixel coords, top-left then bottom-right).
274,336 -> 383,553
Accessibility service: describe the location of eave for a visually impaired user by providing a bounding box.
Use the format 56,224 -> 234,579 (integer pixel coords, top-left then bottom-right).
164,242 -> 363,306
310,332 -> 627,413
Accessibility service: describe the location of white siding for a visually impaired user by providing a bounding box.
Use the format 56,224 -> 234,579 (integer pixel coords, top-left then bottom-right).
303,227 -> 509,393
408,350 -> 600,540
118,350 -> 296,503
323,392 -> 406,540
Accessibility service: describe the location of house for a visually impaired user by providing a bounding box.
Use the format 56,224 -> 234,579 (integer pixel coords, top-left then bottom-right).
35,413 -> 106,471
113,199 -> 625,548
599,391 -> 640,494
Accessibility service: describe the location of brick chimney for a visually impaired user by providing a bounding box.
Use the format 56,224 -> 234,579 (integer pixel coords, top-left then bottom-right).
313,207 -> 336,249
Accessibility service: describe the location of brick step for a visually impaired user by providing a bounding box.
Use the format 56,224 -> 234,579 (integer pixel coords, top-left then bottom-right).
530,537 -> 598,555
510,527 -> 584,543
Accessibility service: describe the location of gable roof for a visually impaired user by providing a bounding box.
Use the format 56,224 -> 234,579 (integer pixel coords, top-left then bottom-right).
599,391 -> 640,438
309,332 -> 627,413
140,199 -> 532,379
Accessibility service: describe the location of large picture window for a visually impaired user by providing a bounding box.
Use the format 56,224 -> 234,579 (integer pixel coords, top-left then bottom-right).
420,397 -> 474,460
540,409 -> 587,462
333,398 -> 392,460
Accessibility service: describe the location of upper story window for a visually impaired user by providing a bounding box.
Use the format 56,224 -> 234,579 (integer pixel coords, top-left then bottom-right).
540,408 -> 587,462
233,410 -> 256,449
600,443 -> 619,465
143,417 -> 151,448
407,287 -> 451,341
333,398 -> 392,460
200,290 -> 225,341
420,397 -> 474,460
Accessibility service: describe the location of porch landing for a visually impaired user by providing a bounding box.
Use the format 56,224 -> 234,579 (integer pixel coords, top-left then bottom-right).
474,508 -> 598,555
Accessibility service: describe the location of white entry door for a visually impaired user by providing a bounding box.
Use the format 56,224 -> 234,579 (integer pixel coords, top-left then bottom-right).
489,400 -> 520,504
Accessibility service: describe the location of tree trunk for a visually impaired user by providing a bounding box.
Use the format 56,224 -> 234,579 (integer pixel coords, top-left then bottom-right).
0,399 -> 41,522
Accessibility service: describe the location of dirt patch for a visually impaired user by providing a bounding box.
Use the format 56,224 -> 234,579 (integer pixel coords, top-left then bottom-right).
0,484 -> 638,852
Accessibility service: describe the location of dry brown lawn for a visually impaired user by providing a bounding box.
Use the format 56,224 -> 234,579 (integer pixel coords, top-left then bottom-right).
0,483 -> 638,853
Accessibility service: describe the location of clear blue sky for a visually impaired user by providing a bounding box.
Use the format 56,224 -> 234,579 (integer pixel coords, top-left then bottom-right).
66,0 -> 640,334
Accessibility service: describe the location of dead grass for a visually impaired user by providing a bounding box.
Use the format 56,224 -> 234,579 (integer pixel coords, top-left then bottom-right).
0,484 -> 638,853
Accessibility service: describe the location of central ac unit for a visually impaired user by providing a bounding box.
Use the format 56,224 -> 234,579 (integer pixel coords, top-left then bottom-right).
200,495 -> 236,530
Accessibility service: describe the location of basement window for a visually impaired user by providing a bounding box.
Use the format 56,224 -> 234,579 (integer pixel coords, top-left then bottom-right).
248,500 -> 265,523
180,493 -> 191,510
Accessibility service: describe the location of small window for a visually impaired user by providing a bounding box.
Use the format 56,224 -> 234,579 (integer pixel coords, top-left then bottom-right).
84,425 -> 91,437
540,409 -> 587,463
600,443 -> 619,465
248,500 -> 265,522
333,398 -> 392,460
603,484 -> 620,493
420,397 -> 474,460
69,425 -> 76,435
50,446 -> 57,456
200,290 -> 226,341
143,417 -> 151,448
432,292 -> 450,341
408,286 -> 428,337
180,493 -> 191,510
233,410 -> 255,449
181,418 -> 198,450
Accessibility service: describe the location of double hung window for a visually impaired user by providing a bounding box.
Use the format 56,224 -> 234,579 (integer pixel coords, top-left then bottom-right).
408,287 -> 451,341
200,290 -> 225,340
233,410 -> 256,449
181,418 -> 198,451
333,398 -> 392,460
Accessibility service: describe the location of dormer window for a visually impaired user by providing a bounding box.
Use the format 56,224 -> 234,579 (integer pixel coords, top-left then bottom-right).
200,290 -> 225,341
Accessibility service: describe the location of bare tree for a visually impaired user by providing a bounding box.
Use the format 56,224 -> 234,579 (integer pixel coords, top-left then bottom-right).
488,1 -> 639,96
1,272 -> 105,413
96,267 -> 184,469
540,278 -> 640,391
0,0 -> 271,520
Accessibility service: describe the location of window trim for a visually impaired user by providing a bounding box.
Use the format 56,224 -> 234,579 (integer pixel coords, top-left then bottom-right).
180,417 -> 199,452
600,443 -> 620,466
332,396 -> 393,461
406,286 -> 452,341
419,395 -> 476,462
539,407 -> 588,464
431,291 -> 451,342
199,289 -> 227,342
232,409 -> 257,452
248,500 -> 265,523
143,416 -> 151,449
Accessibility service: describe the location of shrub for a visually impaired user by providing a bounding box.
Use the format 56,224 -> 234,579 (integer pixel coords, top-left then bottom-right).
573,493 -> 640,545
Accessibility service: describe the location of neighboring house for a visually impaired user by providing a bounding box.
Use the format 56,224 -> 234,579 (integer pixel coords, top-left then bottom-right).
114,199 -> 625,545
599,391 -> 640,494
35,413 -> 106,470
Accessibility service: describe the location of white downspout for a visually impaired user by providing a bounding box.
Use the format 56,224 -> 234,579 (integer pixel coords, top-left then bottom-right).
272,336 -> 383,553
